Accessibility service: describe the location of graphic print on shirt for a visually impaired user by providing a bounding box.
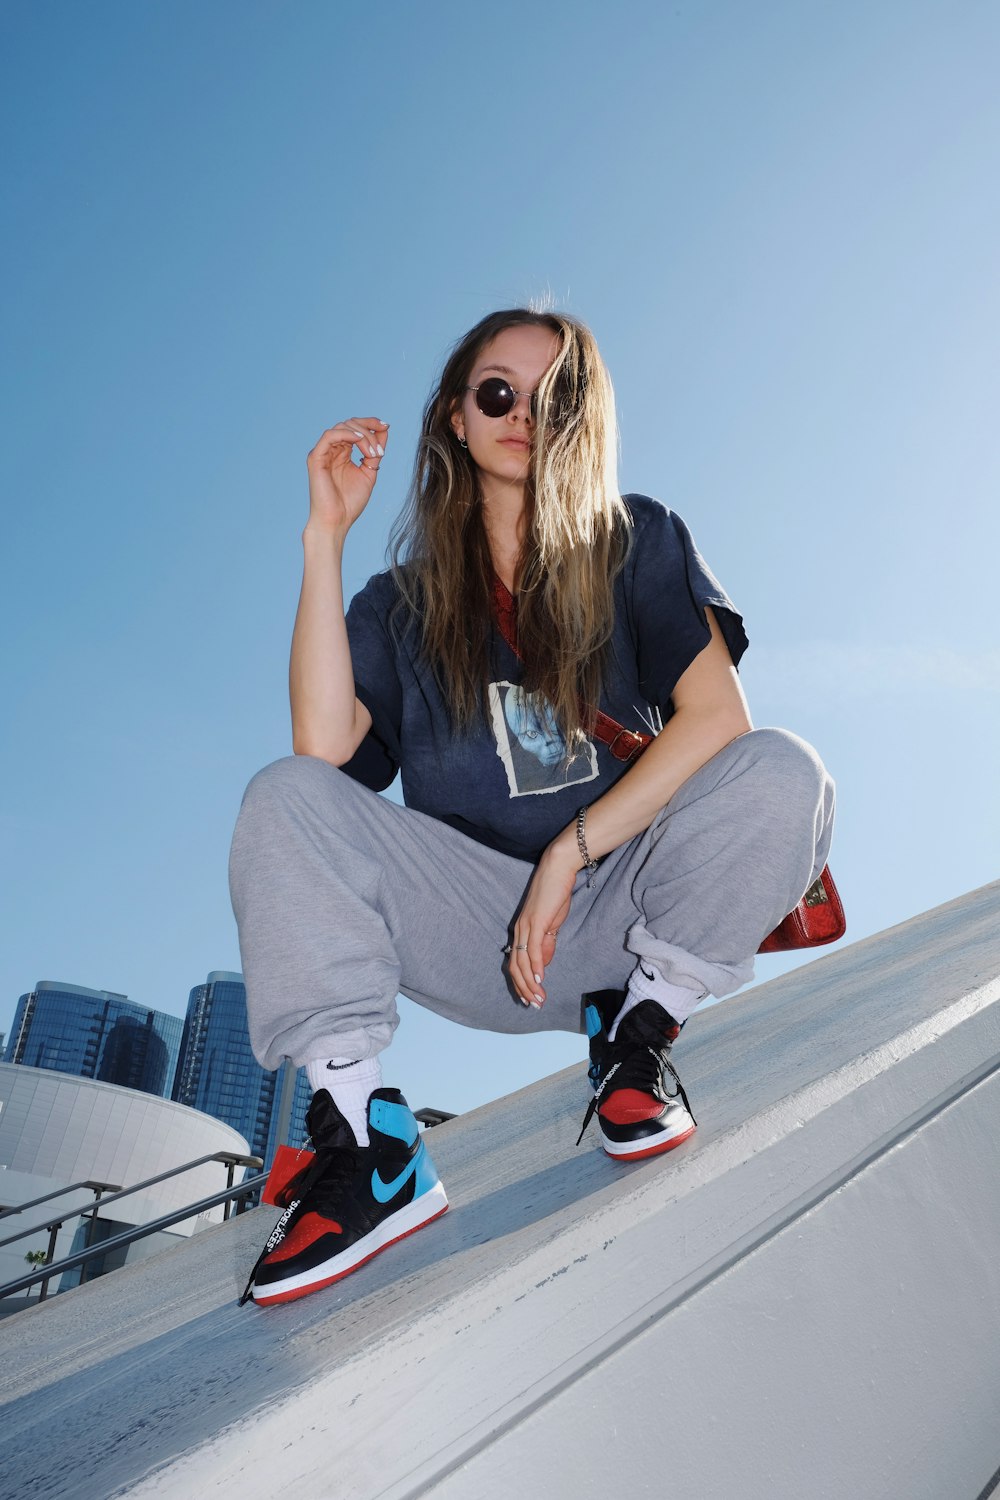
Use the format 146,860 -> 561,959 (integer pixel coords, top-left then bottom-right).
488,681 -> 599,798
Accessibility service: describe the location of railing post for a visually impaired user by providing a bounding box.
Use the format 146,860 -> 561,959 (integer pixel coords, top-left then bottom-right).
0,1152 -> 265,1302
77,1183 -> 110,1288
38,1222 -> 61,1302
223,1161 -> 236,1222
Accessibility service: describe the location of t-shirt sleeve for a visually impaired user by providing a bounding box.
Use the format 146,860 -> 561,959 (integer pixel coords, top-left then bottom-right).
626,497 -> 749,710
342,581 -> 403,793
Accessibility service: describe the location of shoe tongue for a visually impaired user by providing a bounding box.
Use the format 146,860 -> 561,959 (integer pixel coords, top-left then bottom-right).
619,999 -> 674,1046
306,1088 -> 360,1150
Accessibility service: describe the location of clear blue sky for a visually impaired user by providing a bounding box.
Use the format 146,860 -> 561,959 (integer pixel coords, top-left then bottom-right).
2,1 -> 998,1116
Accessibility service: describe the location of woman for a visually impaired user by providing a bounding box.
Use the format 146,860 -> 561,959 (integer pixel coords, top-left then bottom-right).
230,309 -> 835,1307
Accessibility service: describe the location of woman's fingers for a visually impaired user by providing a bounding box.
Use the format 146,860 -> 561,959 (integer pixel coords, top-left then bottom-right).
344,417 -> 389,461
507,870 -> 573,1010
309,419 -> 389,468
508,922 -> 551,1009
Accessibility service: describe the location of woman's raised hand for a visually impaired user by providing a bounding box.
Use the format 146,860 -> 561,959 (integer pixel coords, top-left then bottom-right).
305,418 -> 389,538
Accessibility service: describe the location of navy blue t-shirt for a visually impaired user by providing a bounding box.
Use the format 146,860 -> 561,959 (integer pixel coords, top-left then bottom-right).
342,494 -> 748,863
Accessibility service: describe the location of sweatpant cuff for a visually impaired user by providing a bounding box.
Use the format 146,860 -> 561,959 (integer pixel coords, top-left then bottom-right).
626,923 -> 755,999
259,1022 -> 397,1072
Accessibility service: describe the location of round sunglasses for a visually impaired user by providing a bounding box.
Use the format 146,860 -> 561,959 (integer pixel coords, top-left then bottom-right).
466,377 -> 537,419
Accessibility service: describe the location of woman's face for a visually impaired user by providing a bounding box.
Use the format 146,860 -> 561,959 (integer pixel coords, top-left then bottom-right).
451,323 -> 560,496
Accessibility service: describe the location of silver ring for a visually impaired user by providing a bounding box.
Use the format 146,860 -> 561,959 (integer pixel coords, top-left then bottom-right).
515,944 -> 528,951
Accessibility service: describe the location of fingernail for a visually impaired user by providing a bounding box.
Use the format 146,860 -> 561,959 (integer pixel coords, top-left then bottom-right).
376,443 -> 384,456
533,973 -> 542,984
368,445 -> 376,456
533,994 -> 544,1006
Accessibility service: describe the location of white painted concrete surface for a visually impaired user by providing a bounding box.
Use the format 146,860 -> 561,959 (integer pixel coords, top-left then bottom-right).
2,881 -> 999,1500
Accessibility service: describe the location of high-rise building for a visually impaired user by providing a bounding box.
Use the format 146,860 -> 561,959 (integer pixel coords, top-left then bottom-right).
172,971 -> 310,1170
4,982 -> 183,1099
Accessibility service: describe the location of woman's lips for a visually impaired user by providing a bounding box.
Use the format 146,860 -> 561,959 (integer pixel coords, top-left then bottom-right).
498,438 -> 530,449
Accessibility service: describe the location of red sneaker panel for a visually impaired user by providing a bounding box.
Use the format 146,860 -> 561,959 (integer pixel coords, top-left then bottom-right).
252,1203 -> 449,1306
599,1088 -> 664,1125
266,1211 -> 342,1263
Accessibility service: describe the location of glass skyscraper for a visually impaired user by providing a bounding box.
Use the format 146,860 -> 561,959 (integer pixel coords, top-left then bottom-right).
4,982 -> 183,1098
172,971 -> 310,1171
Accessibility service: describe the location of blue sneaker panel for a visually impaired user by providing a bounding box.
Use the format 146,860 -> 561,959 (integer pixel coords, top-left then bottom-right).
370,1097 -> 420,1147
584,1004 -> 603,1040
412,1139 -> 441,1197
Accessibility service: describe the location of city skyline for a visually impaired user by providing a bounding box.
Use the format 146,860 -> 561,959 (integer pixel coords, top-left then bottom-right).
4,972 -> 310,1169
5,981 -> 183,1101
173,970 -> 310,1169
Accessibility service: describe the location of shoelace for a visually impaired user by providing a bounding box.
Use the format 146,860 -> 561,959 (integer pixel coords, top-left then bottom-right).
576,1044 -> 696,1147
238,1141 -> 360,1306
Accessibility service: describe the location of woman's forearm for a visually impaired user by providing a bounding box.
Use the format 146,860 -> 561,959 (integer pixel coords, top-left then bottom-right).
289,524 -> 368,762
505,697 -> 753,1008
549,701 -> 753,871
546,607 -> 753,871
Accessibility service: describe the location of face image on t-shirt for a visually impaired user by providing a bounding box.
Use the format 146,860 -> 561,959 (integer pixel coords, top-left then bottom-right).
487,681 -> 599,798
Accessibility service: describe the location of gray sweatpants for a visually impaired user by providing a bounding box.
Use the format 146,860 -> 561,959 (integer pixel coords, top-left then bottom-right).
229,728 -> 835,1070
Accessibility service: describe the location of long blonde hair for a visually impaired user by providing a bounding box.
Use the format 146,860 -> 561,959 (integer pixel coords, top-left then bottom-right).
389,309 -> 631,747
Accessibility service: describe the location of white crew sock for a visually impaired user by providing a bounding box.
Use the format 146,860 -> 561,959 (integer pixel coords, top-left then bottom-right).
610,961 -> 707,1040
305,1054 -> 383,1146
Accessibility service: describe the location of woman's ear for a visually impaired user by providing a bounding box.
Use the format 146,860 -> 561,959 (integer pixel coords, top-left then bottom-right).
449,399 -> 466,445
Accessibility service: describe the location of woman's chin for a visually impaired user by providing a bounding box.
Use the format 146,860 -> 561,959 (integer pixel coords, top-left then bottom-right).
486,448 -> 531,477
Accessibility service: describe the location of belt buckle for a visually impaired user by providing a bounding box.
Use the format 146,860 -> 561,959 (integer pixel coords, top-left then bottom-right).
608,727 -> 644,760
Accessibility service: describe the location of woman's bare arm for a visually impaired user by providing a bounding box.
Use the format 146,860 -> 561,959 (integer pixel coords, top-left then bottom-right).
289,419 -> 387,763
505,608 -> 752,1005
557,606 -> 752,862
290,527 -> 373,762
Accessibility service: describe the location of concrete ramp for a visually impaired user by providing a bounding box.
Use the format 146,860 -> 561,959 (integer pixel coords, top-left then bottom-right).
3,882 -> 999,1500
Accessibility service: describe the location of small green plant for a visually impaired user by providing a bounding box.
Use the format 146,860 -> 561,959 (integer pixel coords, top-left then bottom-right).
24,1249 -> 49,1268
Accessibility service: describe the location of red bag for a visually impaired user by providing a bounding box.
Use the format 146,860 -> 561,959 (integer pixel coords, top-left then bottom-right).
491,580 -> 845,952
757,865 -> 845,952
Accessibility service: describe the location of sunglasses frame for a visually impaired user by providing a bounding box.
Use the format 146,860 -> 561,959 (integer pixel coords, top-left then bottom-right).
466,378 -> 538,419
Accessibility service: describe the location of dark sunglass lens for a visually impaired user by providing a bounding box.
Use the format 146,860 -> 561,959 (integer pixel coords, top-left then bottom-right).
476,378 -> 515,417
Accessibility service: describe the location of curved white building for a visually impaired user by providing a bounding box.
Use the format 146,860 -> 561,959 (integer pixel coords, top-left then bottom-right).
0,1062 -> 253,1306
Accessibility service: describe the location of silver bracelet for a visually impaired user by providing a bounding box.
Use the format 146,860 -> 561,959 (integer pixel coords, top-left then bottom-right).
576,807 -> 599,886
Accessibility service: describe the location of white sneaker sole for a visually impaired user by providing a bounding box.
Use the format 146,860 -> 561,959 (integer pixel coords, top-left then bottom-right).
600,1110 -> 696,1162
251,1181 -> 449,1305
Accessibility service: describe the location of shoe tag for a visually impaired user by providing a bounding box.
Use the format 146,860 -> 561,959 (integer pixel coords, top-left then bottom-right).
262,1143 -> 315,1206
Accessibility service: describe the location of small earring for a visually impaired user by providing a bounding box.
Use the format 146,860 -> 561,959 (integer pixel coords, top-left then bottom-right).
458,434 -> 467,448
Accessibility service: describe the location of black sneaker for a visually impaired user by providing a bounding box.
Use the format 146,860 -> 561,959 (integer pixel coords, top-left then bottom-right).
577,989 -> 696,1163
241,1087 -> 448,1307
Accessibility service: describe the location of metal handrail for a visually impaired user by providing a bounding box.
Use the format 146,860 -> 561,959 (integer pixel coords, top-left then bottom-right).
0,1151 -> 262,1252
414,1108 -> 456,1127
0,1179 -> 121,1221
0,1169 -> 269,1300
1,1115 -> 456,1304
